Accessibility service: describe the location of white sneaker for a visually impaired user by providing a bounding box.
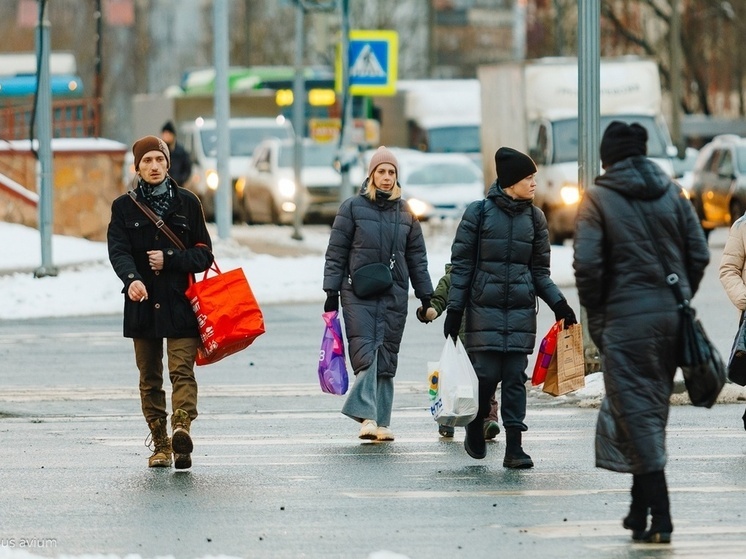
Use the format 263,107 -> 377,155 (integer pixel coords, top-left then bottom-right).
359,419 -> 378,440
376,426 -> 394,441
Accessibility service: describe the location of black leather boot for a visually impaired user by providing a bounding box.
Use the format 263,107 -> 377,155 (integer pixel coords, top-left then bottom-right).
622,474 -> 648,541
640,471 -> 673,544
464,418 -> 486,459
502,428 -> 533,469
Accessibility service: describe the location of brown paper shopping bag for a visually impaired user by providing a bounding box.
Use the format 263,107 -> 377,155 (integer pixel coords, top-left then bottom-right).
542,322 -> 585,396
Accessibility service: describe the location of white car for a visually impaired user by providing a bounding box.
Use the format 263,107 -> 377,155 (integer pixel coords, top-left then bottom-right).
242,138 -> 364,225
181,116 -> 294,221
394,151 -> 485,220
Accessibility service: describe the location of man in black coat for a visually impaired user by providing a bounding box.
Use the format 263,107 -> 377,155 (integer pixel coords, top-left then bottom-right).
446,147 -> 577,468
161,121 -> 193,188
108,135 -> 213,470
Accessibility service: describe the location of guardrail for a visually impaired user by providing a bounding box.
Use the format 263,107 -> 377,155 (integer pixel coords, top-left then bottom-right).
0,97 -> 101,140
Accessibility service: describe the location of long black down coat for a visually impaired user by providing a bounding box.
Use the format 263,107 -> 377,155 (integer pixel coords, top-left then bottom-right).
448,182 -> 565,353
573,155 -> 709,474
107,182 -> 214,339
323,191 -> 433,377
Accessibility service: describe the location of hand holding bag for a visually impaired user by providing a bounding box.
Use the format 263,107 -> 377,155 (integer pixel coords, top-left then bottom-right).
318,310 -> 349,395
187,261 -> 266,365
427,338 -> 479,427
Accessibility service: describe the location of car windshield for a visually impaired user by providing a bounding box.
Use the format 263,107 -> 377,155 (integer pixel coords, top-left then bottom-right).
201,125 -> 292,157
404,162 -> 481,186
426,126 -> 481,154
551,115 -> 669,163
278,142 -> 338,168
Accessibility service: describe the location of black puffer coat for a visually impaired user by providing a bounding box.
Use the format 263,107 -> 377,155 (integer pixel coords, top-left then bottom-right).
448,182 -> 565,353
573,155 -> 709,474
107,182 -> 214,339
323,192 -> 433,377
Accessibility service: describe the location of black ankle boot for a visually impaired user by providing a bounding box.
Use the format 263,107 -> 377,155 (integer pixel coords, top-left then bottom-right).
622,475 -> 648,541
464,419 -> 486,459
640,471 -> 673,544
503,428 -> 533,469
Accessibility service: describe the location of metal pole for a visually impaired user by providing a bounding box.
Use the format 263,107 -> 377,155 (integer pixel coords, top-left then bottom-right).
670,0 -> 684,158
338,0 -> 353,203
35,0 -> 57,278
94,0 -> 103,136
513,0 -> 527,61
291,1 -> 305,241
214,0 -> 231,240
578,0 -> 600,372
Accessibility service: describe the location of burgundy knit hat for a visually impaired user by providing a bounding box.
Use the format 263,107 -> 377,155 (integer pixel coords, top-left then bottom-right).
367,146 -> 399,177
132,135 -> 171,170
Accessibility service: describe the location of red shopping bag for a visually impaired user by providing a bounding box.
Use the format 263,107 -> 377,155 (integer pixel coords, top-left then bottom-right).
186,261 -> 265,366
532,320 -> 561,385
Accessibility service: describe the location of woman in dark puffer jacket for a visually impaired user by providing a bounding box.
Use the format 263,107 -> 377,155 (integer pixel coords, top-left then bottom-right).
574,122 -> 710,544
323,147 -> 433,442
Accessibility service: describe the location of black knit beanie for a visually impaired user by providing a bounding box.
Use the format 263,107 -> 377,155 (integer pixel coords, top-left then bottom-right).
495,147 -> 537,188
600,121 -> 648,169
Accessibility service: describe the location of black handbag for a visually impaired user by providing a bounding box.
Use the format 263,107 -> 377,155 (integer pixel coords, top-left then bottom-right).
727,314 -> 746,386
350,204 -> 400,299
632,201 -> 726,408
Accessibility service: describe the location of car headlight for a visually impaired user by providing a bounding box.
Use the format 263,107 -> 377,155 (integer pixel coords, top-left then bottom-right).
235,177 -> 246,196
407,198 -> 431,218
206,170 -> 219,191
559,183 -> 580,206
278,177 -> 296,198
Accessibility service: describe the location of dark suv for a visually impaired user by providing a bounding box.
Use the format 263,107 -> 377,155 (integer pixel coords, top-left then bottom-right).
689,134 -> 746,234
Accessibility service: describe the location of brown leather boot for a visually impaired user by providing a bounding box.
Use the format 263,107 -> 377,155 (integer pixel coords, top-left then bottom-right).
171,409 -> 193,470
147,418 -> 172,468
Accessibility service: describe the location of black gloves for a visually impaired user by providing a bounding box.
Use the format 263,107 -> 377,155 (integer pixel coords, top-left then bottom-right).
443,309 -> 463,340
324,291 -> 339,313
416,297 -> 432,323
553,299 -> 577,328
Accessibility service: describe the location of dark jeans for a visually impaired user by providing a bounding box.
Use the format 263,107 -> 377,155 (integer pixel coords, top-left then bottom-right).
470,351 -> 528,432
134,337 -> 200,424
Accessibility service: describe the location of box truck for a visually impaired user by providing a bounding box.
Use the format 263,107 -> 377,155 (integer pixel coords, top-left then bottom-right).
478,57 -> 676,244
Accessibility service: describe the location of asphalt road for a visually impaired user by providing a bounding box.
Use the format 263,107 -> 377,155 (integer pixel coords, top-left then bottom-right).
0,230 -> 745,559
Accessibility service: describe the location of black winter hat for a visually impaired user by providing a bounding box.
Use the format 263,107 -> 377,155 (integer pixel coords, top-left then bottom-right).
600,121 -> 648,168
495,147 -> 537,188
161,120 -> 177,134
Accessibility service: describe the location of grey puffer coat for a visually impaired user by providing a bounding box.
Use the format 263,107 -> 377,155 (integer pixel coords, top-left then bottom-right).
448,181 -> 565,353
323,191 -> 433,377
574,155 -> 709,474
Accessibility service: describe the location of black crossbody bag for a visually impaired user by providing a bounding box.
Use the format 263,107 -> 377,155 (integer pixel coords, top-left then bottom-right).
350,203 -> 400,299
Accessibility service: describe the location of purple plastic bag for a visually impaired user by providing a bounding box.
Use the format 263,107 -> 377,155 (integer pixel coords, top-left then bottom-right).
318,311 -> 349,395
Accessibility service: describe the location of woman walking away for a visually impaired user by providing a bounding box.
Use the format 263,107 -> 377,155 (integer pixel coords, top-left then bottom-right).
323,146 -> 433,442
718,213 -> 746,431
446,147 -> 577,467
574,121 -> 709,543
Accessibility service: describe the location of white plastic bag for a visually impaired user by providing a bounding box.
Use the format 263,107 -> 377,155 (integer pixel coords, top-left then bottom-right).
427,338 -> 479,427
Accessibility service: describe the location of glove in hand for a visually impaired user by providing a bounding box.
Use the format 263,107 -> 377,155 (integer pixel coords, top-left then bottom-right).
553,299 -> 577,328
416,297 -> 432,324
324,291 -> 339,313
443,309 -> 463,340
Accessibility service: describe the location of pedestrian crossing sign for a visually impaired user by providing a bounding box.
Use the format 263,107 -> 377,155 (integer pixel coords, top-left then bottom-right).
336,30 -> 398,96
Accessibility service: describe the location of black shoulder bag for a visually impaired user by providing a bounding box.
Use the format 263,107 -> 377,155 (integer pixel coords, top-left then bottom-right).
350,203 -> 400,299
631,200 -> 726,408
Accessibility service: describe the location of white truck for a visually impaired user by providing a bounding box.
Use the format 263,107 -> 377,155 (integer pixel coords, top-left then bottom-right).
478,56 -> 676,244
375,79 -> 482,167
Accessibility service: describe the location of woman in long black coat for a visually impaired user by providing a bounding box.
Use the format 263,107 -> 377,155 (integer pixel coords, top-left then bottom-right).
574,122 -> 709,544
323,147 -> 433,442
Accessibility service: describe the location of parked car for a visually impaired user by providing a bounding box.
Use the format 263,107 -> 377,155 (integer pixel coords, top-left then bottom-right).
181,116 -> 294,221
689,134 -> 746,235
242,138 -> 364,225
363,148 -> 484,220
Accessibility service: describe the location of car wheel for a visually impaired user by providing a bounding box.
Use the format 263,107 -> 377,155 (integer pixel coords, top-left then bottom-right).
730,198 -> 745,225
